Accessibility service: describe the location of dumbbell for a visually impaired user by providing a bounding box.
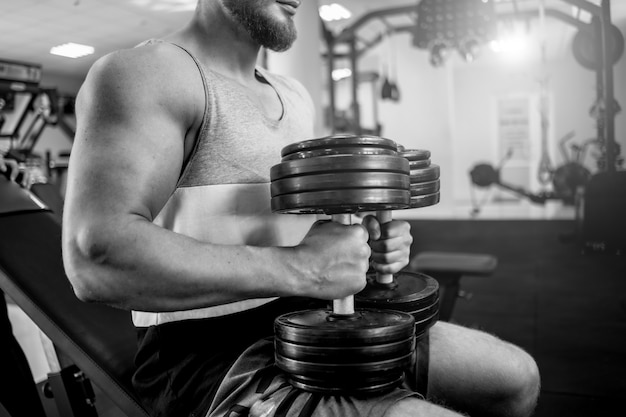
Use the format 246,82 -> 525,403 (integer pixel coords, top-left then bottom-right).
355,146 -> 441,334
270,135 -> 417,394
275,138 -> 442,317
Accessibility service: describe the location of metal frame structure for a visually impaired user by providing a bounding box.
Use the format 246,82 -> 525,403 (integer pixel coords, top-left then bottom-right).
322,0 -> 620,173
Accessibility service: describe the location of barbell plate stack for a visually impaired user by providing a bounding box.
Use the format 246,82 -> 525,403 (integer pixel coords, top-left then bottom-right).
401,149 -> 431,161
409,164 -> 440,183
288,373 -> 405,395
410,192 -> 440,209
355,271 -> 440,335
282,146 -> 397,161
408,159 -> 432,170
275,336 -> 415,362
271,188 -> 411,214
275,309 -> 415,346
271,172 -> 411,198
276,350 -> 415,375
281,134 -> 398,158
270,154 -> 410,181
274,309 -> 416,394
410,179 -> 440,196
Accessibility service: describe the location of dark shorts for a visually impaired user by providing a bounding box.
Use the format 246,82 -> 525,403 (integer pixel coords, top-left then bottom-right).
132,298 -> 430,417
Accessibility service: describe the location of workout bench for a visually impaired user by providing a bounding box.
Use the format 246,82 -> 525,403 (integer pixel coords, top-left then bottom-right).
0,176 -> 150,417
408,251 -> 498,322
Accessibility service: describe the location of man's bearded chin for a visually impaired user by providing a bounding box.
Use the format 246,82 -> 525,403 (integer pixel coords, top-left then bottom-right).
257,21 -> 297,52
224,1 -> 298,52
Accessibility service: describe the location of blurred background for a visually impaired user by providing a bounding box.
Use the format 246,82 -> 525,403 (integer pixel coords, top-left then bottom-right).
1,1 -> 625,416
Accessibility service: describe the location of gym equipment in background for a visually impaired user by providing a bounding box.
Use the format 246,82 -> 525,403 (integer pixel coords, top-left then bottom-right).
578,170 -> 626,254
469,131 -> 593,212
0,175 -> 150,417
412,0 -> 498,66
1,59 -> 74,196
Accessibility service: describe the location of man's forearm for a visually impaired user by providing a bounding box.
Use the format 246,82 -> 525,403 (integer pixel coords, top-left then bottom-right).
63,215 -> 302,311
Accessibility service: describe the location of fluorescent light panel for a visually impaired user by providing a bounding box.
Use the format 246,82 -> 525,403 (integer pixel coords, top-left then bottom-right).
50,42 -> 95,59
130,0 -> 196,11
319,3 -> 352,22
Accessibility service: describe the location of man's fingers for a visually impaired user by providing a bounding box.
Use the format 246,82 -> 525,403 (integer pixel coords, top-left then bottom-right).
250,398 -> 276,417
361,215 -> 381,241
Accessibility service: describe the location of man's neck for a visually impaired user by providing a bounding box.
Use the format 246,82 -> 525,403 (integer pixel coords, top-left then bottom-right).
167,4 -> 262,85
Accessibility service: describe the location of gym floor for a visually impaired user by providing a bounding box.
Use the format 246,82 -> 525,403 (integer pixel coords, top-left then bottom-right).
15,218 -> 626,416
408,219 -> 626,416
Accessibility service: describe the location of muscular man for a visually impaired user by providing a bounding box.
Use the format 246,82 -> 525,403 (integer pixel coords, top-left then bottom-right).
62,1 -> 540,416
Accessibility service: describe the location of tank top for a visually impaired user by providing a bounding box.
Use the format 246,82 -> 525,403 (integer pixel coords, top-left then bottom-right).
131,41 -> 317,327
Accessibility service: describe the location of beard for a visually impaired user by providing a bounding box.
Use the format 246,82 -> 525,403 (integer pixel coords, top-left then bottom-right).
222,0 -> 297,52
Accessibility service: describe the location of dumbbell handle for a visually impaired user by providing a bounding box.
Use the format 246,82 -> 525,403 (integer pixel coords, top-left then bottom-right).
375,210 -> 395,285
331,213 -> 355,315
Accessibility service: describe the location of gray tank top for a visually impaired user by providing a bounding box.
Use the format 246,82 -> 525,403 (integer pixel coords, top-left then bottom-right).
132,40 -> 317,327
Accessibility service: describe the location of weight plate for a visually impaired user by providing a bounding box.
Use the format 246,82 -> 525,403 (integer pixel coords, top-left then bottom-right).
356,293 -> 439,320
401,149 -> 431,161
275,309 -> 415,346
409,164 -> 440,183
271,172 -> 410,197
275,336 -> 415,362
410,179 -> 440,196
282,146 -> 397,161
408,159 -> 431,170
275,350 -> 415,375
270,154 -> 410,181
287,372 -> 404,395
271,188 -> 411,214
356,271 -> 439,312
410,192 -> 440,209
413,309 -> 440,335
281,134 -> 398,157
572,24 -> 624,71
355,300 -> 439,327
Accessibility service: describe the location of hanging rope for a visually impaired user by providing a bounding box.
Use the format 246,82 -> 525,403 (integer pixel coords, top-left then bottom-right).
536,0 -> 554,185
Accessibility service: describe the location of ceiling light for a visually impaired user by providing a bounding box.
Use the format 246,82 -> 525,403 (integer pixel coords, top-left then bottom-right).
319,3 -> 352,22
130,0 -> 197,11
50,43 -> 95,59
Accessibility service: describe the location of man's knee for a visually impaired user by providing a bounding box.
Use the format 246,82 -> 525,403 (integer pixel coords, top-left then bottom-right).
472,335 -> 540,417
428,321 -> 540,417
500,345 -> 540,416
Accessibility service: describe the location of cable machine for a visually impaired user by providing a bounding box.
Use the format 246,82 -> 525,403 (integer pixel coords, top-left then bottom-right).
322,0 -> 621,172
322,0 -> 624,252
1,59 -> 75,190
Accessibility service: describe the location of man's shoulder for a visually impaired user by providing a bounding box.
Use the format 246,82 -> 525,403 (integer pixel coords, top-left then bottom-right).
93,40 -> 188,74
83,40 -> 199,94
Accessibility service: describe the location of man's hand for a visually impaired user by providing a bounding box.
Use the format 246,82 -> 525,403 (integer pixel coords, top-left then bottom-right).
361,215 -> 413,275
293,220 -> 371,300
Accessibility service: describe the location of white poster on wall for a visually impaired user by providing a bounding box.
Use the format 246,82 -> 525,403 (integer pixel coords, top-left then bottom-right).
495,95 -> 532,201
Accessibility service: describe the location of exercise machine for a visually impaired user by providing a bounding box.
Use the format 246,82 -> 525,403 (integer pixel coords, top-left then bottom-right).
1,59 -> 74,194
